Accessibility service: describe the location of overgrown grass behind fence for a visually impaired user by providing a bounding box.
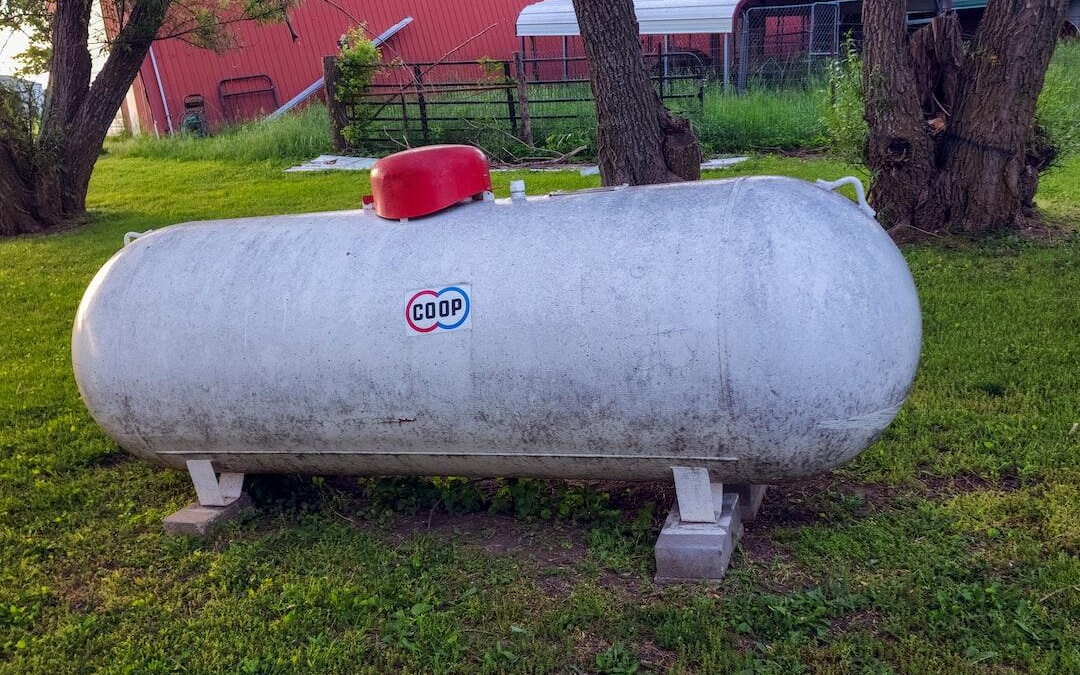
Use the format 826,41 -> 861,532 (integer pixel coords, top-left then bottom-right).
698,84 -> 827,153
107,103 -> 331,163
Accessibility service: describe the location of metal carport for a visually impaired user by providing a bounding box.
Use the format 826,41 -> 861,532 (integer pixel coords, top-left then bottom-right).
516,0 -> 740,88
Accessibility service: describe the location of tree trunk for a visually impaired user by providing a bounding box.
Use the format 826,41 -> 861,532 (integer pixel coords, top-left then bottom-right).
0,85 -> 42,235
33,0 -> 95,223
570,0 -> 701,186
931,0 -> 1067,234
0,141 -> 40,237
862,0 -> 936,232
863,0 -> 1068,241
0,0 -> 168,236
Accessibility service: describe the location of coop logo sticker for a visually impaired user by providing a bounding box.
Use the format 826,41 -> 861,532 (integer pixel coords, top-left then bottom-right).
405,285 -> 471,334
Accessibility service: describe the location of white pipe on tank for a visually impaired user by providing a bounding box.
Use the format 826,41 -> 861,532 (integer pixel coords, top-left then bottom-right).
148,45 -> 173,135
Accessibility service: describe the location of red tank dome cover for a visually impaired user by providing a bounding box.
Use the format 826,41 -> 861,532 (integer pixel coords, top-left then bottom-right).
369,145 -> 492,220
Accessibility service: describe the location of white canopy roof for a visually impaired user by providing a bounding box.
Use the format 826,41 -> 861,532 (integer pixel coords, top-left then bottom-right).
516,0 -> 738,37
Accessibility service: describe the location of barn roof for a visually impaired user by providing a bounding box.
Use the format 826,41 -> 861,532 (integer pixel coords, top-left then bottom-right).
516,0 -> 740,36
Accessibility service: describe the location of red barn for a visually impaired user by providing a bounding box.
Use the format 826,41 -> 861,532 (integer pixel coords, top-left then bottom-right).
117,0 -> 769,135
121,0 -> 540,134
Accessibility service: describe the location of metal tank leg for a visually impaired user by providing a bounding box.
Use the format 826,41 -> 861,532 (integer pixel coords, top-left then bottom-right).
654,467 -> 743,583
186,459 -> 245,506
163,460 -> 251,536
727,483 -> 768,522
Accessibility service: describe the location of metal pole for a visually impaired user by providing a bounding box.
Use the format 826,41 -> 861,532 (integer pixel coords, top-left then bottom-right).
148,46 -> 174,134
738,10 -> 751,93
723,33 -> 730,95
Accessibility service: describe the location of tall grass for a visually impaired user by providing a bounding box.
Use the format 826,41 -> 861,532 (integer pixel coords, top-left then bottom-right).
1039,39 -> 1080,156
697,84 -> 826,153
106,103 -> 332,162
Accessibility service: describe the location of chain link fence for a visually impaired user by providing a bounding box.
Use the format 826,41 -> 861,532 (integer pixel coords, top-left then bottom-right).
737,1 -> 851,91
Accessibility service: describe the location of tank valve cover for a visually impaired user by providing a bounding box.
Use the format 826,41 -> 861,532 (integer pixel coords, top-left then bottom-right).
369,145 -> 492,220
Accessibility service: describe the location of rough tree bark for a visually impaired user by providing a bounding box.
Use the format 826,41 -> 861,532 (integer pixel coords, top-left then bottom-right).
570,0 -> 701,186
863,0 -> 1068,241
931,0 -> 1065,232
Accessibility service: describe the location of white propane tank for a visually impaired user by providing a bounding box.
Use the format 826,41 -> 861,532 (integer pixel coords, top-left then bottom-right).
72,152 -> 921,483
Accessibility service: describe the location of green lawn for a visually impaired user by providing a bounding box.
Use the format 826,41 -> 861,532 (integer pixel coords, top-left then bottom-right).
1,153 -> 1078,674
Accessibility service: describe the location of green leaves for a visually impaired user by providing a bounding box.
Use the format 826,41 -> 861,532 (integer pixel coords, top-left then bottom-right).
335,27 -> 382,149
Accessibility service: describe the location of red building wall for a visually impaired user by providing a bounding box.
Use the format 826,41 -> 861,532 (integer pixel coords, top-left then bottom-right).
130,0 -> 537,133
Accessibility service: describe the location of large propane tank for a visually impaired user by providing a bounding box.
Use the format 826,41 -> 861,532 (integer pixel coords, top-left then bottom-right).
72,146 -> 921,482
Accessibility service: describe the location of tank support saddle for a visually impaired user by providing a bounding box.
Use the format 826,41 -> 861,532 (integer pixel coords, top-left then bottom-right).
655,467 -> 767,583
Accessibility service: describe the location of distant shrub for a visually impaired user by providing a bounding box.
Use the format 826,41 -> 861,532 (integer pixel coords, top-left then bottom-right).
822,36 -> 867,165
1038,40 -> 1080,157
336,27 -> 383,148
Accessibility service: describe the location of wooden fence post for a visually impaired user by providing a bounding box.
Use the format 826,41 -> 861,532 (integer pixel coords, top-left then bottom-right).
413,65 -> 430,145
323,56 -> 348,152
513,52 -> 533,146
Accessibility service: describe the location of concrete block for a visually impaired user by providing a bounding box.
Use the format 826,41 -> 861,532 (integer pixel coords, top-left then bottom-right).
655,491 -> 742,583
163,493 -> 253,537
728,484 -> 768,522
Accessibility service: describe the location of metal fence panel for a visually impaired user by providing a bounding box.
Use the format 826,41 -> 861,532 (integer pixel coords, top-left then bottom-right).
334,53 -> 707,154
738,1 -> 841,91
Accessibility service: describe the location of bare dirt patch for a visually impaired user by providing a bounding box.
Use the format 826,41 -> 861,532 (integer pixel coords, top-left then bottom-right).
390,510 -> 590,567
637,638 -> 681,672
917,470 -> 1021,496
739,528 -> 792,565
829,608 -> 887,637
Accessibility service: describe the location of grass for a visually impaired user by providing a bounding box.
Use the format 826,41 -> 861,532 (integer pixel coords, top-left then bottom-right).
697,84 -> 826,153
1039,40 -> 1080,156
0,152 -> 1079,673
107,103 -> 333,163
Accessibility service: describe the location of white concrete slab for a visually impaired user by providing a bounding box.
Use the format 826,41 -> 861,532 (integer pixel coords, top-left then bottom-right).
701,156 -> 749,169
284,155 -> 379,172
285,155 -> 747,174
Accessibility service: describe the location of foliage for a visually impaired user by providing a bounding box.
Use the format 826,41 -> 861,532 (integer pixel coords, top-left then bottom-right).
0,152 -> 1079,672
593,643 -> 641,674
821,35 -> 868,164
1038,40 -> 1080,156
335,27 -> 382,148
0,0 -> 295,76
476,56 -> 509,85
696,83 -> 827,154
0,79 -> 35,150
0,0 -> 51,75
